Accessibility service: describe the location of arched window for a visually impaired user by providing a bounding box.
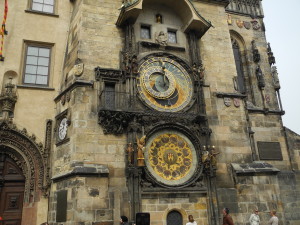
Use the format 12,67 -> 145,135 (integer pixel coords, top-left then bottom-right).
167,210 -> 183,225
231,38 -> 246,94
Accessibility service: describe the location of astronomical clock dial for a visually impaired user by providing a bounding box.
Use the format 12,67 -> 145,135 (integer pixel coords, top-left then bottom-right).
144,130 -> 197,186
137,57 -> 193,112
58,117 -> 68,141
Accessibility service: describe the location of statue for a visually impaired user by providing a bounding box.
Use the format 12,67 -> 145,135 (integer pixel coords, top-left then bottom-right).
192,62 -> 205,80
267,43 -> 276,66
136,135 -> 146,167
131,55 -> 138,75
252,40 -> 260,63
155,31 -> 168,46
156,14 -> 162,24
202,148 -> 220,169
126,143 -> 134,165
256,65 -> 265,89
271,66 -> 280,90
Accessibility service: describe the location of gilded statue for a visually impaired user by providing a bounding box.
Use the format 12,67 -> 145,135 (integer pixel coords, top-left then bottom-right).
136,135 -> 146,167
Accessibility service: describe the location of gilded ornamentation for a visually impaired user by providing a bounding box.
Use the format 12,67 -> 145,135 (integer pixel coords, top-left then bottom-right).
236,19 -> 244,28
227,14 -> 232,25
147,133 -> 194,181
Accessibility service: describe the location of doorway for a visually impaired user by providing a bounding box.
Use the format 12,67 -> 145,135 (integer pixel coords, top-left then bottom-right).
167,210 -> 183,225
0,155 -> 25,225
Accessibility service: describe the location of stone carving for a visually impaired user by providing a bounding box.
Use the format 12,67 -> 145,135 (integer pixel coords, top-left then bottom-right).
267,43 -> 276,66
224,97 -> 231,107
95,67 -> 123,80
0,120 -> 50,200
251,40 -> 260,63
233,98 -> 240,107
136,135 -> 146,167
68,58 -> 84,77
0,77 -> 17,120
98,110 -> 131,135
122,53 -> 138,76
155,31 -> 168,46
271,66 -> 280,90
243,21 -> 251,29
255,65 -> 265,89
126,143 -> 134,165
251,20 -> 261,30
227,14 -> 232,25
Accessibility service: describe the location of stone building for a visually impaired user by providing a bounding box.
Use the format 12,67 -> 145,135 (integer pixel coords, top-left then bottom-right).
0,0 -> 299,225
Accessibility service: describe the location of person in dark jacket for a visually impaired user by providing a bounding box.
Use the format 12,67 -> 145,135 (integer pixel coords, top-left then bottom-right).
222,208 -> 234,225
120,215 -> 129,225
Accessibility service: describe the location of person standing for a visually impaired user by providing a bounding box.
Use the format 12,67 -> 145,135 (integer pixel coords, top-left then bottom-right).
120,215 -> 129,225
186,215 -> 197,225
249,209 -> 260,225
222,208 -> 234,225
268,210 -> 279,225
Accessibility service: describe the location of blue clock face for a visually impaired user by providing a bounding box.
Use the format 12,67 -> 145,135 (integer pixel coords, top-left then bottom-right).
137,57 -> 193,112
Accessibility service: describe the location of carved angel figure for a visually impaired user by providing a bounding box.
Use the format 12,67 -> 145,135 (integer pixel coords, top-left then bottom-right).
136,135 -> 146,167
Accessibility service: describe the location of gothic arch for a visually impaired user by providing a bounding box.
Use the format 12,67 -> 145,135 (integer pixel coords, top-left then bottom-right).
230,30 -> 253,98
0,120 -> 50,202
164,208 -> 187,225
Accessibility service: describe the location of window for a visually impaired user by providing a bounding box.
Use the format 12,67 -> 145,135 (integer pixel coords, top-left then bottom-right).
231,39 -> 246,93
168,30 -> 177,44
141,25 -> 151,39
23,45 -> 51,86
104,83 -> 115,110
32,0 -> 54,14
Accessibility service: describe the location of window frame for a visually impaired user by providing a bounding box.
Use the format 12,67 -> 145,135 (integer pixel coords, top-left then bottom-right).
167,29 -> 177,44
29,0 -> 56,15
140,24 -> 151,40
22,42 -> 53,87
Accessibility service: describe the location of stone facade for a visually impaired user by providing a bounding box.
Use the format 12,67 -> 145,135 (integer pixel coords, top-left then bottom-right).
0,0 -> 299,225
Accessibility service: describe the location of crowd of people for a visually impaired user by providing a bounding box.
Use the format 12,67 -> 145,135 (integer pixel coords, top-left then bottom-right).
119,208 -> 279,225
33,208 -> 279,225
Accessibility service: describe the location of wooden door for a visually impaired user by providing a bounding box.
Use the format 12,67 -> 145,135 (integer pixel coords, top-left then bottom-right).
0,155 -> 25,225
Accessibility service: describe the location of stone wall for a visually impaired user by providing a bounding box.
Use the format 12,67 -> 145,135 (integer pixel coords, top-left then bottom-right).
141,193 -> 208,225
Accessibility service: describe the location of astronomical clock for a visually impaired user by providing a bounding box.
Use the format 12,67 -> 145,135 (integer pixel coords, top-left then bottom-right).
137,56 -> 193,112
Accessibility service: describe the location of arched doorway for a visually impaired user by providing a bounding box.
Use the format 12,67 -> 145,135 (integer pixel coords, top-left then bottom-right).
167,210 -> 183,225
0,153 -> 25,225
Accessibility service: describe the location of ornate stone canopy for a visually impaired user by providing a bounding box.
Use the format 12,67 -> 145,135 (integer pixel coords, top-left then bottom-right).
116,0 -> 212,37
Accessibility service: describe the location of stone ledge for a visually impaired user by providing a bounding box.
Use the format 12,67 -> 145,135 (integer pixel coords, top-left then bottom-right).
52,162 -> 109,182
231,161 -> 280,175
